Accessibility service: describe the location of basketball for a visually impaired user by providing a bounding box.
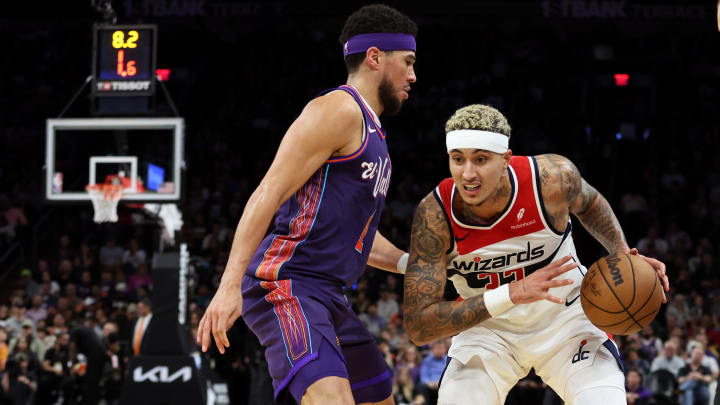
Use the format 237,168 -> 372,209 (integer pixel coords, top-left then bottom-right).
580,253 -> 663,335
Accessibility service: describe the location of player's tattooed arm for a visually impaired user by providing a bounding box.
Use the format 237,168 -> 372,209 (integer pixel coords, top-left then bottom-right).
536,153 -> 629,254
403,193 -> 491,346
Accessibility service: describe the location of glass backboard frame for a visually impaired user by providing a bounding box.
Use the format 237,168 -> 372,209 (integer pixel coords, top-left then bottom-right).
45,117 -> 184,202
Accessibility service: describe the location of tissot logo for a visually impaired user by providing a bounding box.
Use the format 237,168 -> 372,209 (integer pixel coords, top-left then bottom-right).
451,242 -> 545,271
133,365 -> 192,383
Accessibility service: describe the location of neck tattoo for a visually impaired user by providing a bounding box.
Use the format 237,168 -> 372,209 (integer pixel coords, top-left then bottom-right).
462,180 -> 511,225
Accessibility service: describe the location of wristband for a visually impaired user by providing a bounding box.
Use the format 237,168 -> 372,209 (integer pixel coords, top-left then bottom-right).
484,284 -> 514,317
397,253 -> 409,273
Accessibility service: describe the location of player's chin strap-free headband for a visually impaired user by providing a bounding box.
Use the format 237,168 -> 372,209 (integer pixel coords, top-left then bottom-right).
343,33 -> 416,58
446,129 -> 509,154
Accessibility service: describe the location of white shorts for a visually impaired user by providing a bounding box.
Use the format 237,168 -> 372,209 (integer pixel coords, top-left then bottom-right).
438,303 -> 626,404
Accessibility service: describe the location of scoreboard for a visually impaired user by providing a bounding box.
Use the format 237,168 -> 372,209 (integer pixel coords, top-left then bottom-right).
93,24 -> 157,96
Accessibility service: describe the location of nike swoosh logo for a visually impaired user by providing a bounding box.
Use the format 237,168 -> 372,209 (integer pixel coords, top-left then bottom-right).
565,295 -> 580,306
368,127 -> 377,133
455,231 -> 470,242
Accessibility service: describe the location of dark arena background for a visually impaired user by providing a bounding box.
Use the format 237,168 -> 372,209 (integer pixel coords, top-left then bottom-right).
1,1 -> 719,404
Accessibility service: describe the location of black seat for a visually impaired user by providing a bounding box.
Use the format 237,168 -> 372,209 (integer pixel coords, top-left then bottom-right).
645,369 -> 678,404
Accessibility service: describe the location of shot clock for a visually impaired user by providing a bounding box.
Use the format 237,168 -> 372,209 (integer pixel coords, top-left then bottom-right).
92,24 -> 157,96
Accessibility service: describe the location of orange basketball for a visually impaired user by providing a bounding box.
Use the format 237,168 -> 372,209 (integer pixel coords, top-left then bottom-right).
580,253 -> 663,335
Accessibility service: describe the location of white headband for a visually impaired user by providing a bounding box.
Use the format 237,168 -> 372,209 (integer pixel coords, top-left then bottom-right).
446,130 -> 509,154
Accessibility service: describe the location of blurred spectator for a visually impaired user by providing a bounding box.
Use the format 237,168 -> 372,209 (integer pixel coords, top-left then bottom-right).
100,331 -> 125,404
651,340 -> 686,377
395,345 -> 422,384
25,295 -> 46,325
358,303 -> 386,338
8,335 -> 39,377
122,239 -> 146,271
131,298 -> 152,356
56,260 -> 76,289
18,269 -> 40,299
127,263 -> 152,293
31,326 -> 54,364
639,326 -> 663,361
75,242 -> 95,272
56,235 -> 75,263
678,347 -> 713,405
625,368 -> 652,405
393,366 -> 425,405
666,294 -> 691,329
377,285 -> 400,324
625,350 -> 651,379
37,332 -> 71,405
40,270 -> 60,297
636,224 -> 669,256
0,328 -> 8,372
4,302 -> 28,339
99,238 -> 123,267
665,221 -> 692,255
3,353 -> 37,405
48,314 -> 67,337
416,340 -> 448,405
0,194 -> 27,229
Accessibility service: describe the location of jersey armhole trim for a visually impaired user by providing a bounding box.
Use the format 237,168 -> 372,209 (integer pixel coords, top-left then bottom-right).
326,98 -> 369,164
433,188 -> 455,254
530,156 -> 566,236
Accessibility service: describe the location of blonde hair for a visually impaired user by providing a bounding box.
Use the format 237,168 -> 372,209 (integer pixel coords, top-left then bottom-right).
444,104 -> 511,139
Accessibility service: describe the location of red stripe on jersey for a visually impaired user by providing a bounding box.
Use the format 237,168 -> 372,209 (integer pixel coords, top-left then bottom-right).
255,167 -> 326,280
436,156 -> 545,255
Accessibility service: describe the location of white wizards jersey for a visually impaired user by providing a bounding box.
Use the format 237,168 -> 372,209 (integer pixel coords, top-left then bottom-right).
434,155 -> 589,332
434,156 -> 620,401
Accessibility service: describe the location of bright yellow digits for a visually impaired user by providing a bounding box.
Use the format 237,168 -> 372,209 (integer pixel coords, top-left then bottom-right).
112,31 -> 124,48
127,31 -> 139,48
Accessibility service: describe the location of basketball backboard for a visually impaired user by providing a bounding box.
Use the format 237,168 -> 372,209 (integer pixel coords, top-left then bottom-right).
45,118 -> 184,202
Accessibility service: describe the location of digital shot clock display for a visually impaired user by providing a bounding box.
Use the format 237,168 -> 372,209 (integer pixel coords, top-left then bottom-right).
93,24 -> 157,96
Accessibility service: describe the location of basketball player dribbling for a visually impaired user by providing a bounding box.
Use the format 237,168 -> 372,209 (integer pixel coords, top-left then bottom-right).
196,5 -> 417,405
403,105 -> 670,405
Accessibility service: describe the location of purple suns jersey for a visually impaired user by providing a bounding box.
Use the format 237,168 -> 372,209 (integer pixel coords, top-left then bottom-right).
247,85 -> 391,286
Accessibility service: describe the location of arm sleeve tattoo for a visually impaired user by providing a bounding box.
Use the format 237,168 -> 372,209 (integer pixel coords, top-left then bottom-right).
537,153 -> 629,254
403,193 -> 492,346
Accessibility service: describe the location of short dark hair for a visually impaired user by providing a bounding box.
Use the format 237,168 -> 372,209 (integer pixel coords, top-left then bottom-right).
339,4 -> 417,74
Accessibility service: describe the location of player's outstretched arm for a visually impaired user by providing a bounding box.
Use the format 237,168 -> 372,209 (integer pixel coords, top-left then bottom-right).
197,92 -> 362,353
368,231 -> 407,274
535,154 -> 669,296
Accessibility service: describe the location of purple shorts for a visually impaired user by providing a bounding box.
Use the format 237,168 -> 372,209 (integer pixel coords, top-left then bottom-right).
242,275 -> 392,404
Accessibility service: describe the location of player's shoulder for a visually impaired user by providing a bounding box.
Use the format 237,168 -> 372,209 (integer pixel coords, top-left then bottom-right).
533,154 -> 581,186
533,153 -> 582,206
308,89 -> 362,121
413,191 -> 451,240
293,89 -> 363,145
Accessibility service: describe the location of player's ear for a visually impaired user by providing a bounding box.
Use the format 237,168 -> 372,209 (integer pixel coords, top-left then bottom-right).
365,47 -> 382,71
503,149 -> 513,168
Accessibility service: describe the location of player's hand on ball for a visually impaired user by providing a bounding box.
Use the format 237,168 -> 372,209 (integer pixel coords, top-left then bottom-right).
628,248 -> 668,303
509,255 -> 576,304
196,284 -> 244,354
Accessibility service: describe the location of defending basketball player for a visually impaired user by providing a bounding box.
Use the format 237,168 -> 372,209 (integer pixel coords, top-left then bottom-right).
403,105 -> 670,405
196,5 -> 416,405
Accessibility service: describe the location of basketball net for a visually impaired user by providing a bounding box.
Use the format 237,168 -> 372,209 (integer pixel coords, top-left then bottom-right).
86,184 -> 123,223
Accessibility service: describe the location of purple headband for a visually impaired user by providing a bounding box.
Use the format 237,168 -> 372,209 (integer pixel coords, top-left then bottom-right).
343,33 -> 416,58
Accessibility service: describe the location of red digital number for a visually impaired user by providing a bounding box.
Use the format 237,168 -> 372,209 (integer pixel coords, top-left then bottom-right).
116,50 -> 138,77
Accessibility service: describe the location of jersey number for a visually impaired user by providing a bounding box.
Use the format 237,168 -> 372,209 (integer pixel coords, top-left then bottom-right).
477,268 -> 525,290
354,211 -> 375,253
